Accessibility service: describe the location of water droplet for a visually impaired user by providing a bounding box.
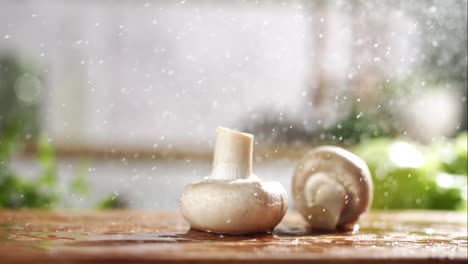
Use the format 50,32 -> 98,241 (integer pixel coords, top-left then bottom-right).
425,228 -> 434,235
353,224 -> 360,233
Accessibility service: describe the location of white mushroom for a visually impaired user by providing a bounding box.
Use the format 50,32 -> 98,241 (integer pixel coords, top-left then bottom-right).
179,127 -> 288,234
292,146 -> 373,230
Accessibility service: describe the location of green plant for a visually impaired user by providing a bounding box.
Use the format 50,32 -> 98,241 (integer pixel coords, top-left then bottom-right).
0,55 -> 120,209
321,104 -> 393,145
352,135 -> 467,211
0,134 -> 124,209
0,136 -> 60,208
431,132 -> 468,176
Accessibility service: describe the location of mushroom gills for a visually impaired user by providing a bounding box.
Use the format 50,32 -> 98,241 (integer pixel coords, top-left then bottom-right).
292,146 -> 373,231
303,173 -> 347,230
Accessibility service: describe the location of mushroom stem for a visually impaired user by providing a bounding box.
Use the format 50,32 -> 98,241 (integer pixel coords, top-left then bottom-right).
303,173 -> 347,230
210,127 -> 253,180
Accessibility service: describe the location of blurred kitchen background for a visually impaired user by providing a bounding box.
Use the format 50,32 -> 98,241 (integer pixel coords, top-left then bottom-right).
0,0 -> 466,210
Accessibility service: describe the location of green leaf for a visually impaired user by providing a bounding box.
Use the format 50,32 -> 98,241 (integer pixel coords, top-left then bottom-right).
95,194 -> 121,210
36,137 -> 57,186
71,160 -> 90,196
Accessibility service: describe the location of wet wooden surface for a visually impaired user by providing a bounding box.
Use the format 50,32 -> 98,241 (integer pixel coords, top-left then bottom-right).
0,210 -> 466,263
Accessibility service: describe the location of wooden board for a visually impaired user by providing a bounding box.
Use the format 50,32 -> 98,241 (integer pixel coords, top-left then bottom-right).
0,210 -> 466,263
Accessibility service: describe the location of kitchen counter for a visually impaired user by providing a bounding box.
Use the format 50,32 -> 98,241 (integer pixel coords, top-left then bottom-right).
0,210 -> 466,263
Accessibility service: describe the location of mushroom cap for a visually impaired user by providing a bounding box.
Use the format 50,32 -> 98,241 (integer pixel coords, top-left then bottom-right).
292,146 -> 373,229
180,176 -> 288,234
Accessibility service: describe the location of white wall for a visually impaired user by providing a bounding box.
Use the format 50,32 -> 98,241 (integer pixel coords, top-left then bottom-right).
0,0 -> 417,151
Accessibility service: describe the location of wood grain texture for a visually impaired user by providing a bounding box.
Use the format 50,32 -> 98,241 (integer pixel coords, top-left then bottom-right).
0,210 -> 466,263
